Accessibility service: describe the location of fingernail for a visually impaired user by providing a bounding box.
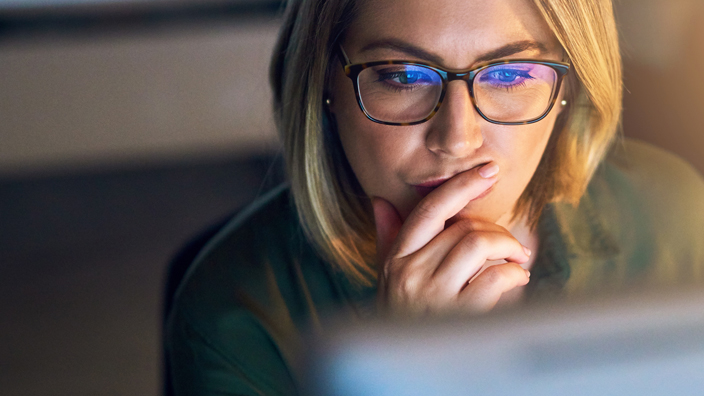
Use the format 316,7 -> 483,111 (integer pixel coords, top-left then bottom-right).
524,269 -> 531,278
523,246 -> 532,256
478,163 -> 499,178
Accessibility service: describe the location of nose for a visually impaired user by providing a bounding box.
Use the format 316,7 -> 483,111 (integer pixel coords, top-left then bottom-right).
425,80 -> 483,158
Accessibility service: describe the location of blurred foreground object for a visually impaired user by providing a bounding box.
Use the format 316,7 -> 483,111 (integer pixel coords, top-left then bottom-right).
307,286 -> 704,395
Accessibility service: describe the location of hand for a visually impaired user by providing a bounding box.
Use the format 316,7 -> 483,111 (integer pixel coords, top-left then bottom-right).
372,163 -> 531,316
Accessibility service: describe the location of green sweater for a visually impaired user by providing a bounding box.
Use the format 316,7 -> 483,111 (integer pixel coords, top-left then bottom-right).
166,139 -> 704,395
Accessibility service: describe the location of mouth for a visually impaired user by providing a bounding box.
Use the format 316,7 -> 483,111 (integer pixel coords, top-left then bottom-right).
412,178 -> 449,197
412,184 -> 443,197
411,163 -> 490,198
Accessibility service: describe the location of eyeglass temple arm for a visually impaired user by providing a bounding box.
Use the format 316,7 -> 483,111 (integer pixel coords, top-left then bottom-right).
336,44 -> 351,68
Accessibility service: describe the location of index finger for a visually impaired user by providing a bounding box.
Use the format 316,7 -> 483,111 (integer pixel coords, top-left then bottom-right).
393,162 -> 499,258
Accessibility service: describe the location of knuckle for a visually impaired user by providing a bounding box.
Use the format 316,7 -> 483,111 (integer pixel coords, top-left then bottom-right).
480,265 -> 504,286
389,267 -> 421,296
424,276 -> 443,298
460,232 -> 488,252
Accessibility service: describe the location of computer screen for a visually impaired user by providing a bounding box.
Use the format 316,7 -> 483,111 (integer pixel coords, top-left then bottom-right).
306,287 -> 704,395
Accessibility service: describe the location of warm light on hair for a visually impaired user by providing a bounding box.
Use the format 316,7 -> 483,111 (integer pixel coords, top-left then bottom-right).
514,0 -> 623,226
270,0 -> 623,285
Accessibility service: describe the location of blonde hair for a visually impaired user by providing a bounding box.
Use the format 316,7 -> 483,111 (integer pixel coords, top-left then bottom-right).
270,0 -> 623,285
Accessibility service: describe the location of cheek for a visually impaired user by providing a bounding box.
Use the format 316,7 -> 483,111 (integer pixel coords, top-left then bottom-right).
492,113 -> 556,199
455,113 -> 556,223
331,70 -> 419,198
336,111 -> 414,197
504,124 -> 552,173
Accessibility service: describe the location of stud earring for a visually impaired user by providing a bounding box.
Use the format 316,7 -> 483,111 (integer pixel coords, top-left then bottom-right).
561,100 -> 568,106
325,98 -> 332,106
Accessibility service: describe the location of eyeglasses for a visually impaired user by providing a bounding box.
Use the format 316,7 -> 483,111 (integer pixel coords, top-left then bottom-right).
336,45 -> 570,126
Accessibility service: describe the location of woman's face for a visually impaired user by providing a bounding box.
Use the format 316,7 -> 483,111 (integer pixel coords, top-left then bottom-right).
329,0 -> 565,226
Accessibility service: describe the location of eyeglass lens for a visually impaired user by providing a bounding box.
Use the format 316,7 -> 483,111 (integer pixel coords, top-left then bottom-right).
356,63 -> 558,124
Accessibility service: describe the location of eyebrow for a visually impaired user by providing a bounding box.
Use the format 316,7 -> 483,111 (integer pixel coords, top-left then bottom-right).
475,40 -> 549,63
358,39 -> 549,65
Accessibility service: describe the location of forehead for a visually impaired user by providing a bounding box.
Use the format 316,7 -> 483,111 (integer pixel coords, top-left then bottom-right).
346,0 -> 560,67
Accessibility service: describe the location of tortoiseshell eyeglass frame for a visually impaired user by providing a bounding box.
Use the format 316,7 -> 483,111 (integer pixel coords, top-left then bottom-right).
336,45 -> 571,126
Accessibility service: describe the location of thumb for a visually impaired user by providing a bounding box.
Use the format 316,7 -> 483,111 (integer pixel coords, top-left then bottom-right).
371,196 -> 403,263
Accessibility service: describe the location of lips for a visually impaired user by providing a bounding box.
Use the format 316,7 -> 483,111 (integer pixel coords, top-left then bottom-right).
411,163 -> 494,199
412,178 -> 448,197
411,162 -> 491,198
413,181 -> 496,200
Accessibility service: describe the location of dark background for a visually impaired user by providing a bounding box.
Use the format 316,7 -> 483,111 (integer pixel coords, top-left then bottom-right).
0,1 -> 702,394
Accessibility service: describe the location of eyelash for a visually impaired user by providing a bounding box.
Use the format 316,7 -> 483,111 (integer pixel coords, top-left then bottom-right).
375,71 -> 434,92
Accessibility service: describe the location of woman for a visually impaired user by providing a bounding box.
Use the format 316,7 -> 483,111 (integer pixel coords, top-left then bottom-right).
166,0 -> 704,394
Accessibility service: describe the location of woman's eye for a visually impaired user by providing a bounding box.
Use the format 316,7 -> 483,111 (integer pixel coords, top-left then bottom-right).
377,69 -> 432,85
495,70 -> 520,82
481,68 -> 534,87
398,71 -> 424,84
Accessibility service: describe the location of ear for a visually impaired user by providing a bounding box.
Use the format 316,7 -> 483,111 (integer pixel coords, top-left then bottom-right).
556,73 -> 575,116
322,94 -> 338,134
550,90 -> 566,121
323,94 -> 334,113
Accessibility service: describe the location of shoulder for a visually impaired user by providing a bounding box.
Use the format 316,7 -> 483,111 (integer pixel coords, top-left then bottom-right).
165,184 -> 340,394
173,184 -> 301,309
179,183 -> 303,293
601,138 -> 704,206
560,138 -> 704,294
170,182 -> 344,328
595,138 -> 704,230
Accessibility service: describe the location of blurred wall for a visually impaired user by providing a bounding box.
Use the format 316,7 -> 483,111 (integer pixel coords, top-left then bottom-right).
0,16 -> 281,177
617,0 -> 704,173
